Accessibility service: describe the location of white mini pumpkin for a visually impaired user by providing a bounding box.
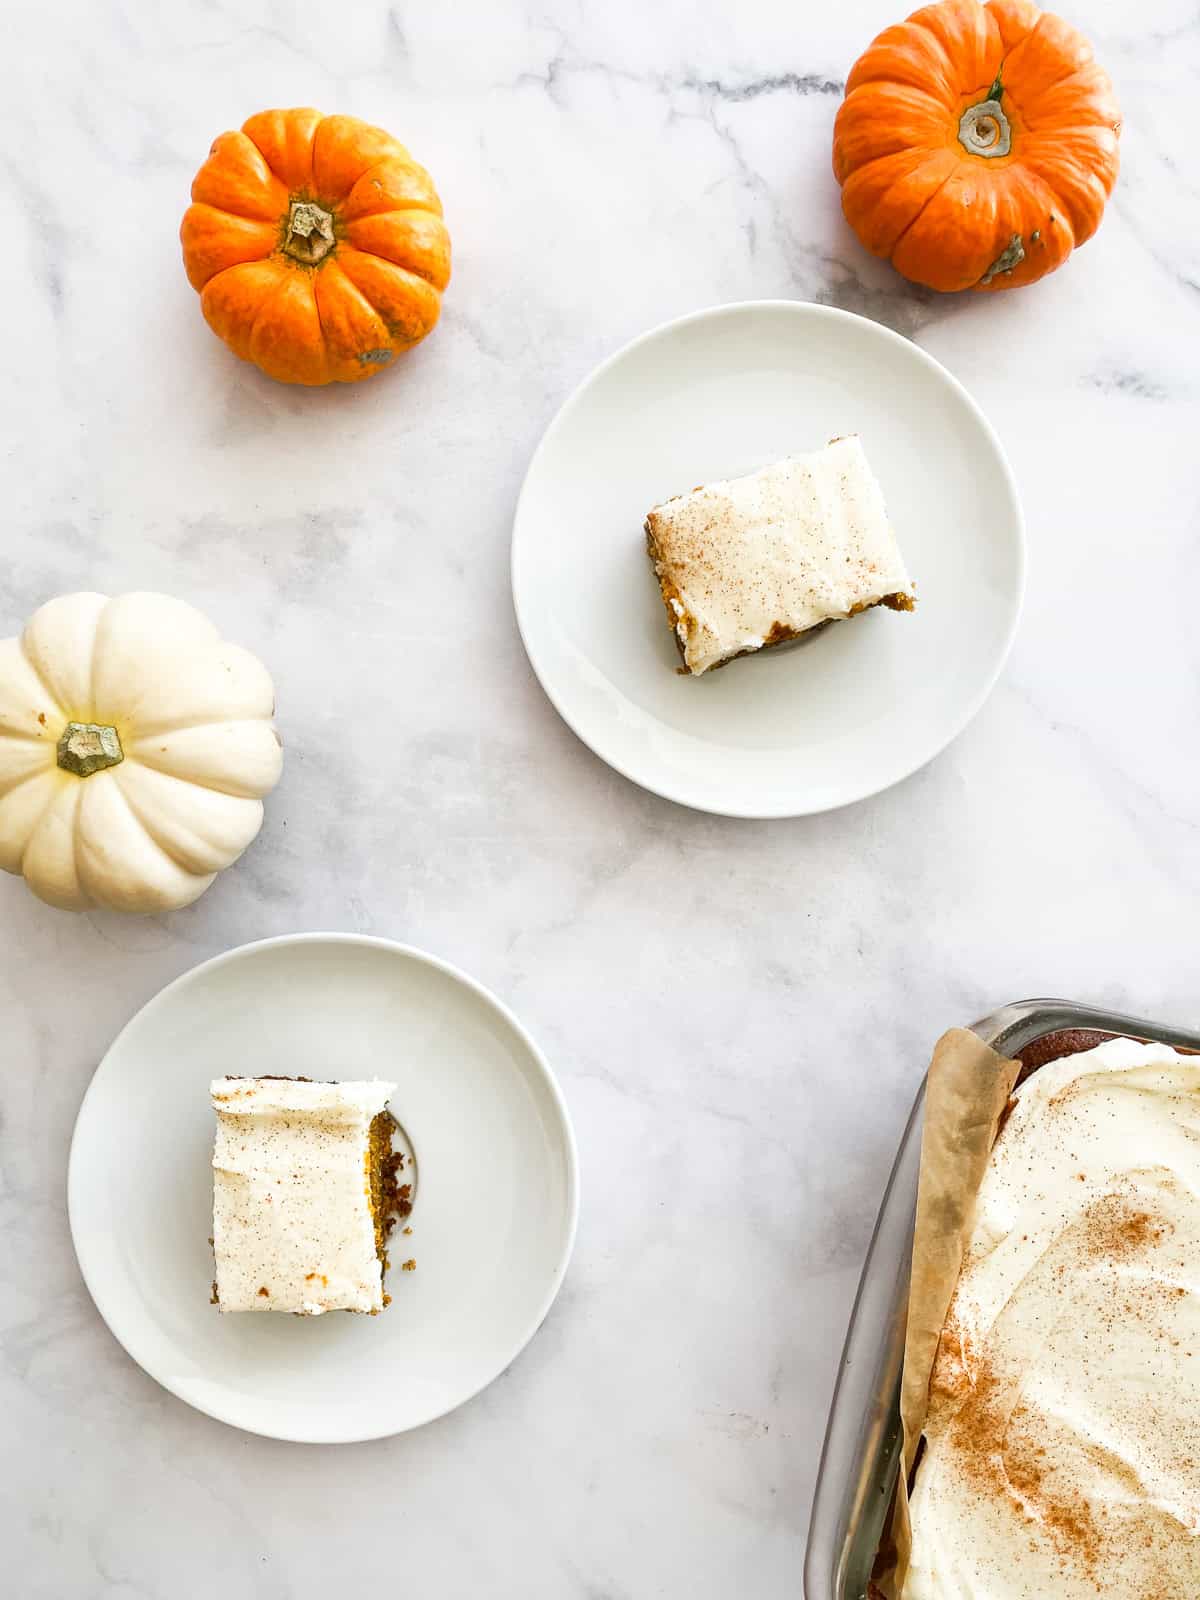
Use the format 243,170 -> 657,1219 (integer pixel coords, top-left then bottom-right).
0,592 -> 282,913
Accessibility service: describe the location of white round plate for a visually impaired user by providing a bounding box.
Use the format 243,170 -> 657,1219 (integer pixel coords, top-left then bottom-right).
512,301 -> 1024,817
68,934 -> 578,1443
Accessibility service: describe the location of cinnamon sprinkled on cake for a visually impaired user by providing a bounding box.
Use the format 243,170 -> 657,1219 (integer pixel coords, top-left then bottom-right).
643,437 -> 914,675
906,1038 -> 1200,1599
210,1077 -> 406,1316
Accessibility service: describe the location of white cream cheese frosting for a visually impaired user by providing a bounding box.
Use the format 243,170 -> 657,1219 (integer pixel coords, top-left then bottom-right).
904,1037 -> 1200,1600
645,436 -> 913,675
211,1077 -> 396,1315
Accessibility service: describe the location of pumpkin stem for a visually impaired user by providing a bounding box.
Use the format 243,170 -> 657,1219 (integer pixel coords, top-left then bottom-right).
57,721 -> 123,778
958,94 -> 1012,159
283,200 -> 336,265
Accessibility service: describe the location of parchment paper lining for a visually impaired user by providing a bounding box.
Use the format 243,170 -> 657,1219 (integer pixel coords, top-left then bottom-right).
870,1027 -> 1020,1600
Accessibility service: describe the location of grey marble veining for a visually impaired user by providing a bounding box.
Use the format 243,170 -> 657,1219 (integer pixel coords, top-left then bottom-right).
3,1 -> 1199,1596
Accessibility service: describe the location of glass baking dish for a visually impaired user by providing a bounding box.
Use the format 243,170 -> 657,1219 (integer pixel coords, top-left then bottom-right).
803,998 -> 1200,1600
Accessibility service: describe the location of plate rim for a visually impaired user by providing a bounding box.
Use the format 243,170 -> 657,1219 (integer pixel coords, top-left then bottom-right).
511,297 -> 1027,820
67,930 -> 581,1445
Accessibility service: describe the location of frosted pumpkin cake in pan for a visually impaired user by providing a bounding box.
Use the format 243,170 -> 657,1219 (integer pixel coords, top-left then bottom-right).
210,1076 -> 408,1315
903,1036 -> 1200,1599
644,436 -> 914,676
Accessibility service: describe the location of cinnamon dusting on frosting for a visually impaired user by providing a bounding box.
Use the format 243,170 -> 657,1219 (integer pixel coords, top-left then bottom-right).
644,437 -> 914,675
210,1077 -> 400,1316
905,1038 -> 1200,1599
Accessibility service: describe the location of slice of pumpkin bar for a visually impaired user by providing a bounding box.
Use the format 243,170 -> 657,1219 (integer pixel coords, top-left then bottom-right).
644,436 -> 914,676
210,1077 -> 404,1315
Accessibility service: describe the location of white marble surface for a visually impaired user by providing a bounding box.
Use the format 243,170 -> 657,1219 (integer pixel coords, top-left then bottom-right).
3,1 -> 1199,1594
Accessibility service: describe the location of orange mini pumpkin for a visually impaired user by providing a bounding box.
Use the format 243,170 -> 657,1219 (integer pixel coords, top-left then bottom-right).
833,0 -> 1120,292
181,108 -> 451,385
